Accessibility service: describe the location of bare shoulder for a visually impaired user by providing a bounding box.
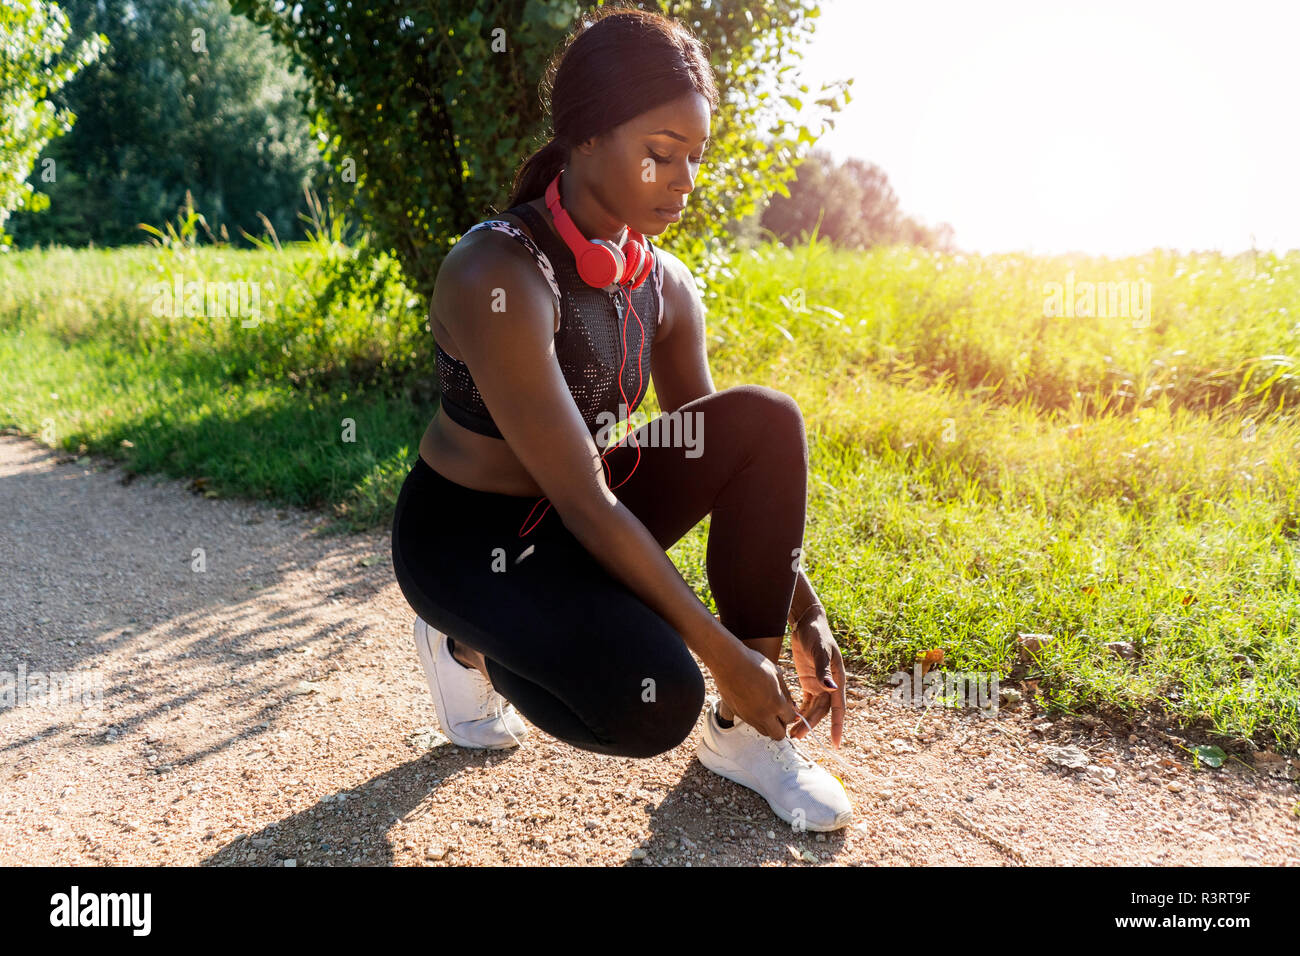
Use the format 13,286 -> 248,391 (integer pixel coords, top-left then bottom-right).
435,220 -> 561,335
652,245 -> 704,343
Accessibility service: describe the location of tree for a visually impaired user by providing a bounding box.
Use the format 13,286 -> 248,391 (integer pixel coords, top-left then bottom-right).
0,0 -> 105,249
760,147 -> 956,251
227,0 -> 851,303
6,0 -> 325,248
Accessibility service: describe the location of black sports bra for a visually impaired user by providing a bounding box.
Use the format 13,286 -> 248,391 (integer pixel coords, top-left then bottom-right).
434,202 -> 664,439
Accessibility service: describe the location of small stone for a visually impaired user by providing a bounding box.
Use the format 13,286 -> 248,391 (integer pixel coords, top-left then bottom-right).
283,859 -> 296,867
1044,745 -> 1090,769
1016,633 -> 1054,659
1105,641 -> 1137,660
426,845 -> 449,861
767,830 -> 776,840
629,848 -> 648,861
408,727 -> 449,751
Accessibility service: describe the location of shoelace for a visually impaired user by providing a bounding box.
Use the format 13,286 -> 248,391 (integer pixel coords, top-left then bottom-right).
766,735 -> 816,774
790,713 -> 864,791
731,710 -> 816,773
729,704 -> 861,789
462,650 -> 525,749
435,623 -> 525,748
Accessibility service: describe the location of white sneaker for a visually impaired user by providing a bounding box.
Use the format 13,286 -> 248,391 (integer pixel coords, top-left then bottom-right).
697,695 -> 852,831
412,616 -> 528,750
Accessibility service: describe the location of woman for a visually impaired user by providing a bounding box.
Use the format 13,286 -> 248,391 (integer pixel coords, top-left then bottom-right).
391,6 -> 851,831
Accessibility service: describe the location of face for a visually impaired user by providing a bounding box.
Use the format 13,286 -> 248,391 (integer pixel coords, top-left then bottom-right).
577,92 -> 711,236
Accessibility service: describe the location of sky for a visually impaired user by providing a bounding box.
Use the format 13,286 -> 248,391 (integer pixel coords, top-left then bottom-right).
791,0 -> 1300,256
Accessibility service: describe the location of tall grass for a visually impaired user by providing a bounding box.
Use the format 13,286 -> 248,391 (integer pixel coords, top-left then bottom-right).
1,225 -> 1296,750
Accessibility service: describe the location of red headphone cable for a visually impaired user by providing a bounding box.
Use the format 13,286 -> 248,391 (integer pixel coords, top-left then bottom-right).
518,283 -> 647,538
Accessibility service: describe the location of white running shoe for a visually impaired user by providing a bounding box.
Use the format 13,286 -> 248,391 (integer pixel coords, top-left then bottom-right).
412,616 -> 528,750
697,695 -> 853,831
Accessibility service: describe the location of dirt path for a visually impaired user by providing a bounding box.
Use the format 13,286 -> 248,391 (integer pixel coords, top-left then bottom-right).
1,432 -> 1297,866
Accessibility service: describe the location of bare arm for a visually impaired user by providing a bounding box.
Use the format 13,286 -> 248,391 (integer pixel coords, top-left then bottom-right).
649,247 -> 716,413
436,233 -> 744,676
654,249 -> 821,631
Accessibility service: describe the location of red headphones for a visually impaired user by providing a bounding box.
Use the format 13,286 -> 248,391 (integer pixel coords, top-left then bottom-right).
518,169 -> 652,538
545,169 -> 654,292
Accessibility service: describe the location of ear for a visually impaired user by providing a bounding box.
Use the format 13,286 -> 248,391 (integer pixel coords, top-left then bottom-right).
574,131 -> 606,155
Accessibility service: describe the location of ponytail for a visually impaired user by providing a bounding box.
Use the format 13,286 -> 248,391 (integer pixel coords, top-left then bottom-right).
507,137 -> 568,209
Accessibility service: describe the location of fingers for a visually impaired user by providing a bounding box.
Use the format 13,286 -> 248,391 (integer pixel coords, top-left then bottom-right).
781,696 -> 802,727
792,693 -> 830,738
831,653 -> 847,748
807,693 -> 831,724
830,682 -> 846,749
819,663 -> 838,692
777,671 -> 798,710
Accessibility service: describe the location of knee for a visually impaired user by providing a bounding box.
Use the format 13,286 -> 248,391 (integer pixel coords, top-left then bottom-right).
610,659 -> 706,759
725,384 -> 806,462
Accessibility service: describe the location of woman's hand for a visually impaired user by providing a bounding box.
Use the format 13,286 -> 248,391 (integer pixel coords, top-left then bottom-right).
787,605 -> 847,747
711,643 -> 803,741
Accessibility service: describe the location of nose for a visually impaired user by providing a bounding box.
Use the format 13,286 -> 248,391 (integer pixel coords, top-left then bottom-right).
671,159 -> 697,196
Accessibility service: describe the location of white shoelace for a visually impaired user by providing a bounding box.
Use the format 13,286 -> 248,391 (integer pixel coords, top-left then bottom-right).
729,705 -> 857,784
471,668 -> 496,711
462,650 -> 525,748
729,709 -> 815,773
763,732 -> 816,773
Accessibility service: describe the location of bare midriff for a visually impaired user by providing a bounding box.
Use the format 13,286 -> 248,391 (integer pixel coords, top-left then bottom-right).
417,198 -> 563,497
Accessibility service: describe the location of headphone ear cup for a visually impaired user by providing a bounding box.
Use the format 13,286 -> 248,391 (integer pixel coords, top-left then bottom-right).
620,240 -> 644,286
625,239 -> 652,289
635,242 -> 653,288
578,239 -> 623,289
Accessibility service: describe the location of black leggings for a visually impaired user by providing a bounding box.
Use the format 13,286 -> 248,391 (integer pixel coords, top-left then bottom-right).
390,384 -> 808,758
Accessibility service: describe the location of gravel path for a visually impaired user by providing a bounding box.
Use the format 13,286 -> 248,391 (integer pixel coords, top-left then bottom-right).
2,432 -> 1297,866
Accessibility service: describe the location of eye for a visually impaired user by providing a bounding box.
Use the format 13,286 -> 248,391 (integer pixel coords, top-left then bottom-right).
647,148 -> 705,166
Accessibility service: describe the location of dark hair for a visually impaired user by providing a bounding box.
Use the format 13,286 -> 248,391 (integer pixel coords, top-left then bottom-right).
506,5 -> 719,209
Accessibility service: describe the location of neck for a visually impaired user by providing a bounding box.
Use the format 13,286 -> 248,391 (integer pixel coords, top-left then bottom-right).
556,168 -> 628,245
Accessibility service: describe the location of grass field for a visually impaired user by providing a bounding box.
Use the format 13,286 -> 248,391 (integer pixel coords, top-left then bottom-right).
2,230 -> 1297,751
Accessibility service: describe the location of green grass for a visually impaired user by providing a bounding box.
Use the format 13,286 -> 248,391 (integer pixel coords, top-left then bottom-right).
2,233 -> 1297,751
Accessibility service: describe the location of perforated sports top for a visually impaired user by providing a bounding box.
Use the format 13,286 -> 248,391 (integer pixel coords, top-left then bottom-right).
434,203 -> 665,440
